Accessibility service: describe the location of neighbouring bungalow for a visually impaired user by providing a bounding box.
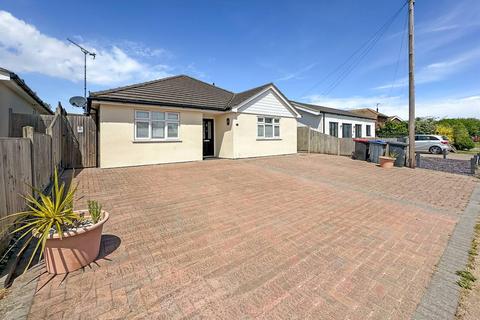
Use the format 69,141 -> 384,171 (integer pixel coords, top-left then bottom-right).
291,101 -> 377,139
350,108 -> 402,130
88,75 -> 301,168
0,67 -> 53,137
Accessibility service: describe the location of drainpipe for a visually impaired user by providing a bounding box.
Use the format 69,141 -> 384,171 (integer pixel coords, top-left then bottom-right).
322,112 -> 326,134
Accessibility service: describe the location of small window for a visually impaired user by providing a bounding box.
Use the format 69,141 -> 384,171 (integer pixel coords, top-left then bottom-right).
329,122 -> 338,137
257,117 -> 280,139
134,110 -> 180,140
366,125 -> 371,137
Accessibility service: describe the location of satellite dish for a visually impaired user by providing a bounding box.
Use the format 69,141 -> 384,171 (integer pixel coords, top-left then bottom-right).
69,96 -> 87,109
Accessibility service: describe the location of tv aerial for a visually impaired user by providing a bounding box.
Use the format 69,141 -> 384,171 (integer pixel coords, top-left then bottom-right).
68,38 -> 96,98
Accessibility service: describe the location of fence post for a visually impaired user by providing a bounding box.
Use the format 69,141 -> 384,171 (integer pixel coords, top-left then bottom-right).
307,126 -> 311,154
8,108 -> 13,137
415,152 -> 421,167
22,126 -> 35,190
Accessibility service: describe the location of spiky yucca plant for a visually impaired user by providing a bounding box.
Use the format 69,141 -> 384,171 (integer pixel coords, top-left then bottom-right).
1,168 -> 79,272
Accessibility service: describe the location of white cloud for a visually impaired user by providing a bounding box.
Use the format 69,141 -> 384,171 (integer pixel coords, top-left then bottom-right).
304,94 -> 480,119
0,11 -> 171,85
277,63 -> 318,82
374,47 -> 480,90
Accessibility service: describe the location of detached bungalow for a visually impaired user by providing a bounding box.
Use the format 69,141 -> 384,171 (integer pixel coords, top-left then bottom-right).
88,75 -> 301,168
291,101 -> 376,139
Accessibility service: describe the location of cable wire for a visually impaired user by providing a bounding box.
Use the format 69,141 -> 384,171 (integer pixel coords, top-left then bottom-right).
301,0 -> 408,97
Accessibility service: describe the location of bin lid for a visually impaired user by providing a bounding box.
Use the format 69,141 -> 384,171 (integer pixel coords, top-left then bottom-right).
368,140 -> 387,145
353,138 -> 370,143
388,141 -> 408,146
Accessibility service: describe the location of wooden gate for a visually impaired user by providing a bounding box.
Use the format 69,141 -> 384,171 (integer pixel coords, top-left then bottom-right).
64,115 -> 97,168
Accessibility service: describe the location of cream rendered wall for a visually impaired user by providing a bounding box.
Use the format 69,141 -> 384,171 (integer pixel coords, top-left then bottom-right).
232,113 -> 297,158
0,83 -> 41,136
99,104 -> 203,168
213,113 -> 234,158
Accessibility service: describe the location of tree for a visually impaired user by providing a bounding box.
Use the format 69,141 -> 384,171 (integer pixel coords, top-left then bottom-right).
435,123 -> 454,141
452,123 -> 475,150
415,117 -> 437,134
377,121 -> 408,138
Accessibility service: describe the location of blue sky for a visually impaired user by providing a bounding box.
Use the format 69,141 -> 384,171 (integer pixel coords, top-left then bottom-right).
1,0 -> 479,118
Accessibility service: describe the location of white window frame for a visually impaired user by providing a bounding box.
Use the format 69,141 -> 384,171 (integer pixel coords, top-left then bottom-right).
134,110 -> 180,141
257,116 -> 280,139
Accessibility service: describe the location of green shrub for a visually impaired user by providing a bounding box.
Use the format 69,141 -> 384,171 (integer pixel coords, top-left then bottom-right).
453,124 -> 475,150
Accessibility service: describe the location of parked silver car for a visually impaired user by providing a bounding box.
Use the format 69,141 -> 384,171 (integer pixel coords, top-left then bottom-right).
414,134 -> 452,154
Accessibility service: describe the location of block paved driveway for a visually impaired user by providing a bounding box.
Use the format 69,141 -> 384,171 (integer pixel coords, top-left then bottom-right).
15,154 -> 480,319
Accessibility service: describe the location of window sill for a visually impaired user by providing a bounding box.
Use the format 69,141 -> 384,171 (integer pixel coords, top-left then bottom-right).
256,138 -> 282,141
133,139 -> 182,143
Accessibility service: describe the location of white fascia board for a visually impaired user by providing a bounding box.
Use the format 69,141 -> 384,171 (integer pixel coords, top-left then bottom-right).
292,104 -> 321,116
231,86 -> 302,118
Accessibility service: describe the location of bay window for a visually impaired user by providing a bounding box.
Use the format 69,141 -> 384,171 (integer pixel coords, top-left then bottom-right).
135,110 -> 179,140
257,117 -> 280,139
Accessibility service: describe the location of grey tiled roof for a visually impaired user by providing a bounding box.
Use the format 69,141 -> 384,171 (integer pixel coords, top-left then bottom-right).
291,101 -> 376,120
90,75 -> 277,112
90,75 -> 234,111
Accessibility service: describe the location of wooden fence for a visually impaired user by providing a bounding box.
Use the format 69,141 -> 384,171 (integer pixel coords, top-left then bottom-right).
298,126 -> 355,156
1,106 -> 98,255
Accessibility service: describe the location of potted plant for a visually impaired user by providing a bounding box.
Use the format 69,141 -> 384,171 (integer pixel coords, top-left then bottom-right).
1,169 -> 109,274
379,151 -> 398,169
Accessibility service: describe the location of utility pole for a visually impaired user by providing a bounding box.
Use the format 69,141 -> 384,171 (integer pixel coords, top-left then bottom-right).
407,0 -> 416,168
68,39 -> 96,99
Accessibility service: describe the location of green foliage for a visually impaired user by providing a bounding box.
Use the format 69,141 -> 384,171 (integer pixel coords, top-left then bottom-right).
377,121 -> 408,138
0,168 -> 79,273
437,118 -> 480,137
457,270 -> 476,290
87,200 -> 102,224
453,123 -> 475,150
415,117 -> 437,134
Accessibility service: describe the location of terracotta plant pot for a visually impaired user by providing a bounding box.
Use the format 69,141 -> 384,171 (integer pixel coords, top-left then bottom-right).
379,156 -> 396,169
44,210 -> 109,274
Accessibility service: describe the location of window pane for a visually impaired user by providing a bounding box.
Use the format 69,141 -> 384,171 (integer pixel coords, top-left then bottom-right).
265,118 -> 273,124
258,117 -> 264,123
136,121 -> 149,138
135,111 -> 149,119
274,125 -> 280,137
257,124 -> 264,137
265,124 -> 273,137
167,113 -> 179,121
167,123 -> 179,138
151,112 -> 165,120
151,121 -> 165,138
273,118 -> 280,124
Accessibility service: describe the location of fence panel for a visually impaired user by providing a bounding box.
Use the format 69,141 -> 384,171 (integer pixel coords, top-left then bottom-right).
8,112 -> 54,137
297,126 -> 355,156
0,138 -> 32,254
339,138 -> 355,156
32,133 -> 52,192
64,115 -> 97,168
47,114 -> 63,172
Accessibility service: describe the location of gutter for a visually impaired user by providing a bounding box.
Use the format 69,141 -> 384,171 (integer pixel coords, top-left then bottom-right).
88,97 -> 229,113
9,72 -> 53,114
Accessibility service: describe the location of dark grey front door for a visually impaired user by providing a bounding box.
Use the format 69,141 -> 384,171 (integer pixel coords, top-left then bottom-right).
203,119 -> 214,157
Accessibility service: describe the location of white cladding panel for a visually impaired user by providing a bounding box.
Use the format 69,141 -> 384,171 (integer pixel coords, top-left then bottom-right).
238,89 -> 295,118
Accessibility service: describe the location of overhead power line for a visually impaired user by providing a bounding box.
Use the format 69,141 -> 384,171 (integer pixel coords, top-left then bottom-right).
301,0 -> 408,97
386,7 -> 409,98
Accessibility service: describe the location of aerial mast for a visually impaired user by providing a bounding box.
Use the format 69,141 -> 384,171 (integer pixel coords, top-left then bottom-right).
67,38 -> 96,99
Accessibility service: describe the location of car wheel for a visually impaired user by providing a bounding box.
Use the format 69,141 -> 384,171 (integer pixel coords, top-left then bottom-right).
429,146 -> 442,154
